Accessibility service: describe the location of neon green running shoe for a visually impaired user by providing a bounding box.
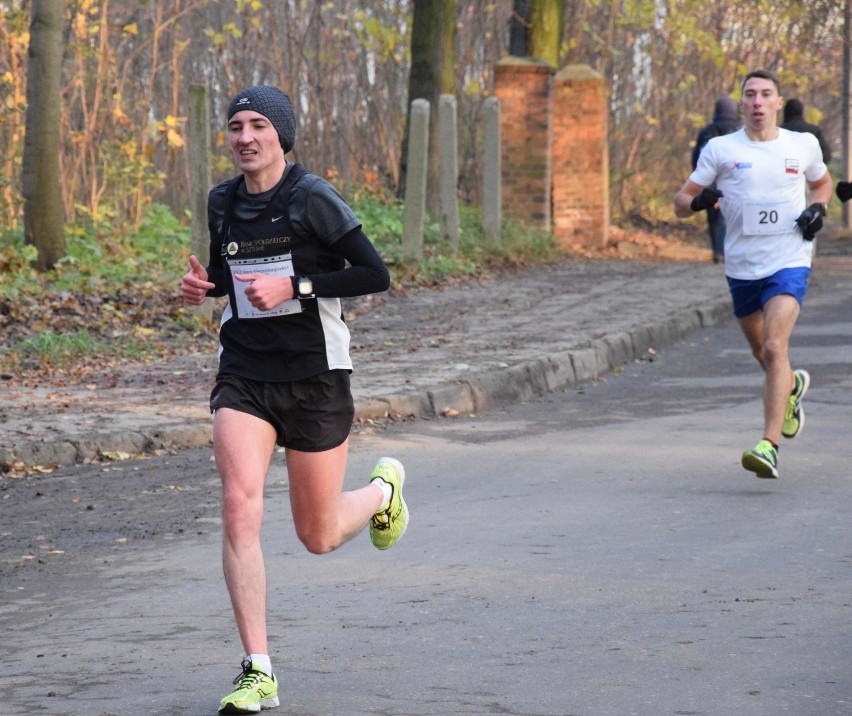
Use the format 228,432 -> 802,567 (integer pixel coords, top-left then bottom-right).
782,369 -> 810,439
369,457 -> 408,550
218,658 -> 279,714
741,439 -> 779,479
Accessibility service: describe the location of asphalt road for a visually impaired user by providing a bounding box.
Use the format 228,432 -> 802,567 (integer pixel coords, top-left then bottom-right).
2,263 -> 851,716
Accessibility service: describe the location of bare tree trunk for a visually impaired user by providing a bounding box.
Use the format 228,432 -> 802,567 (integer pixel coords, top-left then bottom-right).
529,0 -> 565,68
0,17 -> 27,229
509,0 -> 532,56
441,0 -> 457,94
401,0 -> 449,215
134,0 -> 165,231
511,0 -> 564,66
23,0 -> 65,270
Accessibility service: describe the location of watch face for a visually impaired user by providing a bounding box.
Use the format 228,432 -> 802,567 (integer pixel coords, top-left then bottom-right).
299,278 -> 313,295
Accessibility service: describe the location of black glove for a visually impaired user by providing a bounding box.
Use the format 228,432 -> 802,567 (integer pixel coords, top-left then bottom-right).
836,181 -> 852,203
690,188 -> 724,212
794,203 -> 824,241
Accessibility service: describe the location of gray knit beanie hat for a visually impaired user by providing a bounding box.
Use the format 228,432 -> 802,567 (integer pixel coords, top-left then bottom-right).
227,86 -> 296,153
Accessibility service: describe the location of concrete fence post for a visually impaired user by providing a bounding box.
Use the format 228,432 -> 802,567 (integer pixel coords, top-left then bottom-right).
482,96 -> 502,247
438,94 -> 460,250
403,99 -> 430,260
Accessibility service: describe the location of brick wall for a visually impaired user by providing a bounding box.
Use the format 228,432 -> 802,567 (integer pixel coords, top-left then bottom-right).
494,60 -> 609,248
552,65 -> 609,249
494,58 -> 554,231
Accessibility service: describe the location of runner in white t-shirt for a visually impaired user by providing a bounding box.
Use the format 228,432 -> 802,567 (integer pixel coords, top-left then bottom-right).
674,69 -> 833,480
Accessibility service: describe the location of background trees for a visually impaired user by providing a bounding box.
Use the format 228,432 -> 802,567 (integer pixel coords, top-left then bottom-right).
1,0 -> 846,244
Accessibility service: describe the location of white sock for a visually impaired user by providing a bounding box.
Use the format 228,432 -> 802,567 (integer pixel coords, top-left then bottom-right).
248,653 -> 272,677
372,478 -> 392,512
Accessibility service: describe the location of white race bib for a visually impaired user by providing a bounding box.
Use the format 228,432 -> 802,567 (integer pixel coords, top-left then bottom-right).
228,253 -> 302,319
742,199 -> 795,236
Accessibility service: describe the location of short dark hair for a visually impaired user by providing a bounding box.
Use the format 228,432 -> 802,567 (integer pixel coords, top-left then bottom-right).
742,69 -> 781,95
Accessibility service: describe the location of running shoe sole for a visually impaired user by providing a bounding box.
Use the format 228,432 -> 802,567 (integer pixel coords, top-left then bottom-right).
741,450 -> 779,479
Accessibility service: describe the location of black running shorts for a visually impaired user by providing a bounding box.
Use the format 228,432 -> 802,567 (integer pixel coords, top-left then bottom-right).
209,370 -> 355,451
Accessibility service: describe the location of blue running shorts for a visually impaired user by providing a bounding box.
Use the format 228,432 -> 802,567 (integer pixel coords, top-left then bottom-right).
726,266 -> 811,318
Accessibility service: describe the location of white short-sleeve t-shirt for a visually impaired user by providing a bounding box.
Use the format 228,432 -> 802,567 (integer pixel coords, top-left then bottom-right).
690,127 -> 826,280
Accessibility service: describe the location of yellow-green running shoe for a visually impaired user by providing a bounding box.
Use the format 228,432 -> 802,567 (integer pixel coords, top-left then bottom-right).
782,369 -> 810,439
369,457 -> 408,550
219,658 -> 279,714
742,439 -> 779,479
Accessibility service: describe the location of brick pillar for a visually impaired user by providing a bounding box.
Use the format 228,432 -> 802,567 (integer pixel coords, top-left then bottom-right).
494,57 -> 554,231
552,65 -> 610,249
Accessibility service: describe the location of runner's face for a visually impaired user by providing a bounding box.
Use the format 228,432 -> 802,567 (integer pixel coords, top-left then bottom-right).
740,78 -> 783,132
228,110 -> 284,176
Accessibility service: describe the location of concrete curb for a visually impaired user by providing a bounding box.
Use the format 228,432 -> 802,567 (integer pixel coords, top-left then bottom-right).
356,298 -> 731,422
1,422 -> 214,471
2,298 -> 732,471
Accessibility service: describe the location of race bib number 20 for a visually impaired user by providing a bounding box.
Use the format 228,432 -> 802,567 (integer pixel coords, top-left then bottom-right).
742,199 -> 794,236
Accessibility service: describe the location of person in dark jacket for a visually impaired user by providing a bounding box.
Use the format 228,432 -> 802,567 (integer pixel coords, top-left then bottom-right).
781,98 -> 832,164
692,96 -> 741,262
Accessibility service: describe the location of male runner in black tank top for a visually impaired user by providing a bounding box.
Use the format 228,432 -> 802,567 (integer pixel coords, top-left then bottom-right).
180,85 -> 409,714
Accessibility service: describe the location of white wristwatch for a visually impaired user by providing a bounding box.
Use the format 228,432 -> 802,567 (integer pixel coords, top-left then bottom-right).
297,276 -> 315,299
